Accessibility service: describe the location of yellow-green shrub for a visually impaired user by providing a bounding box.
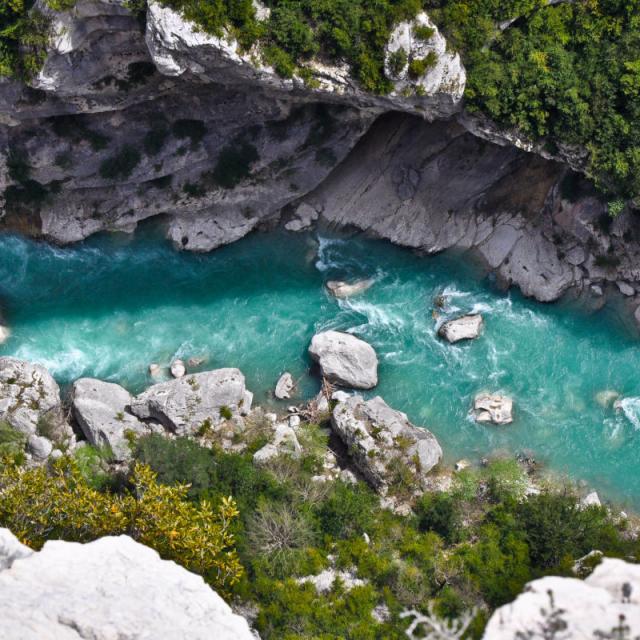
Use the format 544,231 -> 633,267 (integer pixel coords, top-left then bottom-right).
0,458 -> 243,592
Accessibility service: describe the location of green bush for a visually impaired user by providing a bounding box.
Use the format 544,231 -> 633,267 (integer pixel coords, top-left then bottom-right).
99,146 -> 141,180
415,492 -> 461,543
388,48 -> 408,76
171,119 -> 207,147
408,51 -> 438,79
211,140 -> 259,188
143,125 -> 169,155
414,24 -> 435,41
316,481 -> 378,539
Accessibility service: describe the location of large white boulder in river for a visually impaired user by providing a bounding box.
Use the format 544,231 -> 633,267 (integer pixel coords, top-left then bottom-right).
274,372 -> 295,400
484,558 -> 640,639
473,393 -> 513,425
0,528 -> 253,640
309,331 -> 378,389
438,314 -> 483,343
331,395 -> 442,494
0,357 -> 62,435
71,379 -> 150,461
130,368 -> 253,435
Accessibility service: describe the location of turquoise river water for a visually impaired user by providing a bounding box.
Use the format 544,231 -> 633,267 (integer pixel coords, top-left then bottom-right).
2,228 -> 640,506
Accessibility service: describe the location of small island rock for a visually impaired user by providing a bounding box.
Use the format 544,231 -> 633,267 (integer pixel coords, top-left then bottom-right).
274,372 -> 295,399
325,279 -> 374,299
309,330 -> 378,389
438,314 -> 484,343
473,393 -> 514,425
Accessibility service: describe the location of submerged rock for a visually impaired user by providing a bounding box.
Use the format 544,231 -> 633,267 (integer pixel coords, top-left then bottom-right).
0,326 -> 10,345
130,368 -> 253,435
71,378 -> 150,461
0,357 -> 62,436
438,314 -> 483,343
331,395 -> 442,495
473,393 -> 514,425
309,330 -> 378,389
274,372 -> 295,400
595,389 -> 620,408
0,528 -> 254,640
484,558 -> 640,639
325,279 -> 374,299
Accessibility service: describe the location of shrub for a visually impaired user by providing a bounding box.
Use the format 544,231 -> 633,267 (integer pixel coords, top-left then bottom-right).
263,45 -> 296,79
0,422 -> 26,464
171,119 -> 207,147
414,25 -> 435,41
415,492 -> 461,543
0,458 -> 242,591
211,140 -> 259,188
388,48 -> 408,76
317,481 -> 378,539
144,125 -> 169,155
408,51 -> 438,79
99,146 -> 141,180
219,405 -> 233,420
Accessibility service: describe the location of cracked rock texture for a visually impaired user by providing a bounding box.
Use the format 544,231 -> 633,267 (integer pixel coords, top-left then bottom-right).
0,528 -> 254,640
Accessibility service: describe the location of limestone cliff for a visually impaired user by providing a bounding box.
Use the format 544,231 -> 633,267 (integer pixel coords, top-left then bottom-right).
2,0 -> 640,314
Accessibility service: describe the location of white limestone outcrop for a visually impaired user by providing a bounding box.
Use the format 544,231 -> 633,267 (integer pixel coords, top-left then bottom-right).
0,528 -> 254,640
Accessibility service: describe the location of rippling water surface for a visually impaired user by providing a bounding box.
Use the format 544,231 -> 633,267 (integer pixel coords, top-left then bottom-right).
2,228 -> 640,505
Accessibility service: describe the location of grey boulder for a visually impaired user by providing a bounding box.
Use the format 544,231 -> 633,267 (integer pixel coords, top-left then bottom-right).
130,368 -> 253,435
331,395 -> 442,494
438,314 -> 483,343
309,331 -> 378,389
274,372 -> 295,400
71,378 -> 150,461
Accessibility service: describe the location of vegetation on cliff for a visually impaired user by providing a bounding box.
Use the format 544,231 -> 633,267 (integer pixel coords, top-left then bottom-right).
427,0 -> 640,201
1,427 -> 637,638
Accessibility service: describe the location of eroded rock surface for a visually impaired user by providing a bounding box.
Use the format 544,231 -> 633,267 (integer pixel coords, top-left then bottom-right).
0,528 -> 254,640
331,395 -> 442,494
309,331 -> 378,389
71,378 -> 150,460
0,357 -> 62,435
130,368 -> 252,435
473,393 -> 514,425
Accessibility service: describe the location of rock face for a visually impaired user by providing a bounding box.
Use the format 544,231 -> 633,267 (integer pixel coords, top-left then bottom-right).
0,357 -> 61,435
130,368 -> 252,435
0,0 -> 463,253
0,528 -> 254,640
253,422 -> 302,464
438,314 -> 483,343
484,558 -> 640,639
300,113 -> 640,310
71,378 -> 150,460
331,395 -> 442,494
325,279 -> 374,299
473,393 -> 514,425
309,331 -> 378,390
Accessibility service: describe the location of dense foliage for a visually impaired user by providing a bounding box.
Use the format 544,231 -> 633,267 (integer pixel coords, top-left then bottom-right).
130,433 -> 638,638
427,0 -> 640,199
0,456 -> 243,592
0,420 -> 638,637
